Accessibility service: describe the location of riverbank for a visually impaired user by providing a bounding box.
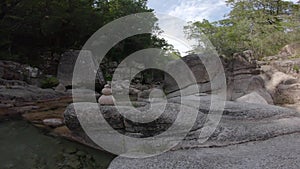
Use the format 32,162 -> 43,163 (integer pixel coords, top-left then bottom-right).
0,90 -> 116,169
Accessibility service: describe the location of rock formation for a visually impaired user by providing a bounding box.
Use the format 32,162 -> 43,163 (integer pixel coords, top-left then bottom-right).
259,43 -> 300,110
164,51 -> 273,104
62,46 -> 300,168
108,133 -> 300,169
225,51 -> 273,104
235,91 -> 268,105
57,50 -> 105,88
64,96 -> 300,149
0,60 -> 43,86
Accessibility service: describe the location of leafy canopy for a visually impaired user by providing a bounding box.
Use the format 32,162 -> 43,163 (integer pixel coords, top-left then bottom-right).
185,0 -> 300,58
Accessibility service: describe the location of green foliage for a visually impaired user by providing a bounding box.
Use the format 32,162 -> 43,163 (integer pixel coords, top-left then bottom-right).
293,65 -> 300,73
105,74 -> 112,82
185,0 -> 300,58
0,0 -> 104,65
0,0 -> 172,70
41,77 -> 59,89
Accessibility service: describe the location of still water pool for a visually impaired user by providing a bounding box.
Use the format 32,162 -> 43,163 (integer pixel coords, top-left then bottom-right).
0,120 -> 115,169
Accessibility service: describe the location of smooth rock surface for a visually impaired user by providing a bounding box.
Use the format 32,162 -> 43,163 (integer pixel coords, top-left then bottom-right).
235,92 -> 268,105
99,85 -> 115,105
98,95 -> 115,105
164,51 -> 273,104
57,50 -> 105,87
64,96 -> 300,150
108,133 -> 300,169
164,54 -> 223,94
102,87 -> 112,95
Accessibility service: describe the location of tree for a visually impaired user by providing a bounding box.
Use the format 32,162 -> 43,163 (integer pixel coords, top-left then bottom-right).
0,0 -> 172,71
226,0 -> 300,56
185,0 -> 300,58
0,0 -> 104,65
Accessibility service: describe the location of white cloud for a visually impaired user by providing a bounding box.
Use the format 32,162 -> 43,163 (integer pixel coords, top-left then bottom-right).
167,0 -> 230,22
283,0 -> 299,3
147,0 -> 230,56
149,0 -> 298,22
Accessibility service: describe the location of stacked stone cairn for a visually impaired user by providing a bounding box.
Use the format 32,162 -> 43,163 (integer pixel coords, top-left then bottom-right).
98,84 -> 115,105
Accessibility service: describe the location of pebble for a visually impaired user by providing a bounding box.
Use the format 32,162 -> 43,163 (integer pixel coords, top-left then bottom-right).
43,118 -> 64,127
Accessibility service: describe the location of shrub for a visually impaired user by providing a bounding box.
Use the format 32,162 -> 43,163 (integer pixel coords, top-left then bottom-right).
293,65 -> 300,73
41,77 -> 59,89
105,74 -> 112,81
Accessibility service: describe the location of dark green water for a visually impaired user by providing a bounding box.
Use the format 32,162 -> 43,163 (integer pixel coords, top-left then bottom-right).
0,120 -> 115,169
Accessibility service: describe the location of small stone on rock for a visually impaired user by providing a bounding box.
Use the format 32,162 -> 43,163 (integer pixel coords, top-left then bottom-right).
43,118 -> 64,127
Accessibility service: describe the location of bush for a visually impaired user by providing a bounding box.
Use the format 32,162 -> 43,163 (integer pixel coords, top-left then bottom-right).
41,77 -> 59,89
293,65 -> 300,73
105,74 -> 112,81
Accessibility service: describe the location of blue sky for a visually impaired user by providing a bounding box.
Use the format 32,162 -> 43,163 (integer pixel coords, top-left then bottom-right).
147,0 -> 299,22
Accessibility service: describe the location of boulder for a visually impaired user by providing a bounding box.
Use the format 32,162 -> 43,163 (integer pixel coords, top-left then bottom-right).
0,60 -> 42,86
271,58 -> 300,74
261,71 -> 300,105
164,54 -> 225,96
264,71 -> 295,92
259,44 -> 300,108
57,50 -> 105,87
163,53 -> 269,99
64,95 -> 300,151
57,50 -> 79,86
235,92 -> 268,105
279,43 -> 300,57
226,51 -> 273,104
166,47 -> 300,107
55,83 -> 66,92
64,102 -> 186,138
273,83 -> 300,104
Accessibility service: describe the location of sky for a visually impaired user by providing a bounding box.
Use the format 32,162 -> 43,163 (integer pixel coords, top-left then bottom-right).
147,0 -> 299,22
